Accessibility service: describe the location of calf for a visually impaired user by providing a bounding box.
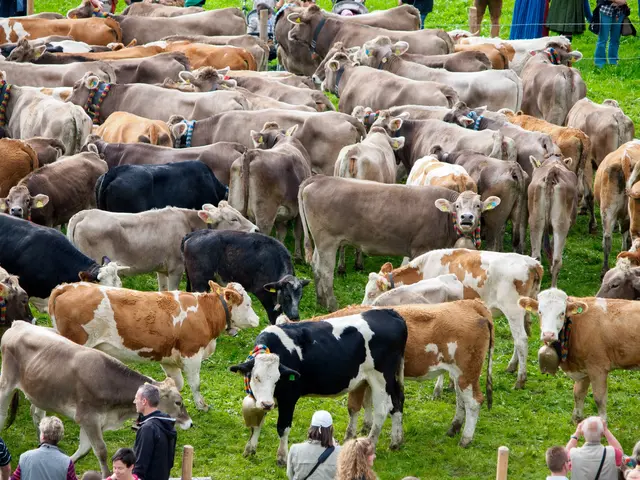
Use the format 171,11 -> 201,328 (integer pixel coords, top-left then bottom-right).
0,214 -> 128,309
519,288 -> 640,422
95,161 -> 228,213
0,267 -> 33,330
299,175 -> 500,310
228,123 -> 311,260
230,309 -> 407,464
0,139 -> 39,197
0,150 -> 107,228
370,274 -> 463,306
363,248 -> 544,389
50,281 -> 259,410
597,250 -> 640,300
67,203 -> 257,291
95,111 -> 173,146
182,230 -> 310,324
23,137 -> 65,166
407,155 -> 477,192
528,156 -> 577,287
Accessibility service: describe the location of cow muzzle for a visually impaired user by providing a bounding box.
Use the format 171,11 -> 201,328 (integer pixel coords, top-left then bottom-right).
260,401 -> 275,411
542,332 -> 557,343
459,213 -> 475,229
9,208 -> 23,218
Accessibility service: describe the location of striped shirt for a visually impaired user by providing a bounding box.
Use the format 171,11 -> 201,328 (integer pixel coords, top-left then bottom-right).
0,438 -> 10,467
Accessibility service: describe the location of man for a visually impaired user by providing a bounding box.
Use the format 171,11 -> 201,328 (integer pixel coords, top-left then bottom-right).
11,416 -> 77,480
0,437 -> 10,480
546,446 -> 570,480
567,416 -> 623,480
397,0 -> 432,28
132,384 -> 177,480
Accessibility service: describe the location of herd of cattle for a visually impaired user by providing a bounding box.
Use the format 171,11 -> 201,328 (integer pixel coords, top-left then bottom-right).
0,0 -> 639,476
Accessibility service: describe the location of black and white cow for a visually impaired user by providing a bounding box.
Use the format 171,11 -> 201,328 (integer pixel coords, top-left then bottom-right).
229,309 -> 408,465
182,230 -> 310,324
0,214 -> 128,310
95,161 -> 228,213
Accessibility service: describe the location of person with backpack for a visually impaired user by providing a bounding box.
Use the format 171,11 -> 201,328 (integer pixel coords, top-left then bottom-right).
287,411 -> 340,480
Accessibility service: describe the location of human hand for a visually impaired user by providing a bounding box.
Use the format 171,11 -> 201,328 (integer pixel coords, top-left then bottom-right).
397,0 -> 403,5
574,421 -> 584,438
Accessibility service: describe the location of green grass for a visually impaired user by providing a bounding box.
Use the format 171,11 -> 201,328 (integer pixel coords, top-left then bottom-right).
9,0 -> 640,478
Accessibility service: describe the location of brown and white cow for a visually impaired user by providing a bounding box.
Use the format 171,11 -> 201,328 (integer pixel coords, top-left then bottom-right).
453,42 -> 514,69
160,41 -> 257,71
67,203 -> 258,291
0,17 -> 121,45
407,155 -> 477,193
363,248 -> 544,389
519,288 -> 640,422
0,321 -> 191,478
527,155 -> 577,287
0,139 -> 39,197
95,111 -> 174,146
566,98 -> 635,167
49,281 -> 259,411
299,175 -> 500,310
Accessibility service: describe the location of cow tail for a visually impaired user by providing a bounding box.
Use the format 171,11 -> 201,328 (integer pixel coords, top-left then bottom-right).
95,171 -> 112,210
509,162 -> 528,254
243,50 -> 258,71
486,318 -> 494,410
6,392 -> 19,428
489,131 -> 504,159
543,168 -> 559,261
104,17 -> 123,43
506,69 -> 523,112
181,236 -> 192,292
241,151 -> 251,217
298,177 -> 315,264
443,86 -> 459,108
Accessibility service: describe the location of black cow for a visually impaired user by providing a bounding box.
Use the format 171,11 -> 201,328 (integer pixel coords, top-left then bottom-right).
181,230 -> 309,324
95,161 -> 228,213
0,214 -> 128,306
229,309 -> 408,465
0,268 -> 34,330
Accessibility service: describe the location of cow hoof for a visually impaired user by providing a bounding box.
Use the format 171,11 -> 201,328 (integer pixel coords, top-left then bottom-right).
337,267 -> 346,276
505,363 -> 517,374
572,415 -> 584,425
277,456 -> 287,467
389,440 -> 403,451
360,423 -> 373,435
514,379 -> 526,390
459,437 -> 472,448
447,422 -> 462,437
432,389 -> 442,400
354,263 -> 364,271
243,445 -> 256,457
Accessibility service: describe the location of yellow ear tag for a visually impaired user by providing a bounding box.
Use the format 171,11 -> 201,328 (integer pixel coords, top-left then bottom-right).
269,288 -> 276,293
395,48 -> 401,54
382,57 -> 387,63
525,306 -> 532,312
205,217 -> 213,224
295,18 -> 301,23
259,136 -> 264,143
393,141 -> 399,148
36,200 -> 44,208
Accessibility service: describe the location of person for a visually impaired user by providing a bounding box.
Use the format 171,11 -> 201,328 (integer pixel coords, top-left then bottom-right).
473,0 -> 502,37
11,416 -> 78,480
397,0 -> 432,28
593,0 -> 630,67
105,449 -> 138,480
546,0 -> 587,39
0,438 -> 10,480
132,384 -> 177,480
566,416 -> 623,480
545,446 -> 570,480
287,410 -> 340,480
247,3 -> 276,38
335,437 -> 377,480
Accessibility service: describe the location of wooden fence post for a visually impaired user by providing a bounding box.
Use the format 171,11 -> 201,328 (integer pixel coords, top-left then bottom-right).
27,0 -> 34,15
496,446 -> 509,480
259,9 -> 268,42
182,445 -> 194,480
468,6 -> 477,34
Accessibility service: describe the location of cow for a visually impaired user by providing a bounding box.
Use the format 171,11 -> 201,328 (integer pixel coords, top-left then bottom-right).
0,267 -> 33,331
22,137 -> 65,166
369,274 -> 464,306
0,17 -> 121,45
453,42 -> 514,69
299,175 -> 501,310
95,111 -> 174,146
0,149 -> 108,228
0,60 -> 115,87
322,52 -> 459,114
228,123 -> 311,260
527,155 -> 577,287
50,280 -> 259,410
594,141 -> 640,276
67,203 -> 257,291
363,248 -> 544,389
114,9 -> 246,44
597,249 -> 640,300
0,139 -> 39,197
0,321 -> 191,477
122,1 -> 204,16
566,98 -> 635,167
230,309 -> 407,464
159,41 -> 258,71
519,288 -> 640,423
520,43 -> 586,125
407,155 -> 477,193
0,214 -> 128,310
66,73 -> 248,124
430,147 -> 528,254
167,109 -> 366,177
357,36 -> 523,111
95,161 -> 228,214
0,73 -> 93,154
182,230 -> 310,325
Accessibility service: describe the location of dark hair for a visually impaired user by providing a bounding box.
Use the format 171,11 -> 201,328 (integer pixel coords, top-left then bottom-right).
112,448 -> 136,467
307,425 -> 334,448
138,383 -> 160,407
546,446 -> 568,473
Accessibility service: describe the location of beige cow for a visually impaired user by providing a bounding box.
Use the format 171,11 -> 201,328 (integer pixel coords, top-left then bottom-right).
407,155 -> 477,192
95,111 -> 173,146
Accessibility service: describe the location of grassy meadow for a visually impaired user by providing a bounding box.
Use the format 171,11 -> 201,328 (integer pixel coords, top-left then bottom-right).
5,0 -> 640,478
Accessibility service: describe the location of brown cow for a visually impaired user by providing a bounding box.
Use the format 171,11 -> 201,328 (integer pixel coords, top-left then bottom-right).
0,139 -> 39,197
95,111 -> 173,146
23,138 -> 65,166
528,155 -> 577,287
0,17 -> 121,45
162,41 -> 257,71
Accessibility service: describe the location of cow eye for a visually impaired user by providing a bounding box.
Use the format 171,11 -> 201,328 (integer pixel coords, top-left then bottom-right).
176,401 -> 182,407
254,375 -> 261,382
611,283 -> 619,288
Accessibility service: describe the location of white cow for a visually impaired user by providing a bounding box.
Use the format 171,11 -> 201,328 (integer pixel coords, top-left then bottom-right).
407,155 -> 477,192
369,273 -> 464,306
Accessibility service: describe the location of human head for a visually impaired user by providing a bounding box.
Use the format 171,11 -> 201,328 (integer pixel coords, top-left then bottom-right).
39,416 -> 64,446
307,410 -> 334,448
134,383 -> 160,415
583,416 -> 604,443
546,446 -> 569,475
626,470 -> 640,480
112,448 -> 136,479
336,437 -> 376,480
81,472 -> 102,480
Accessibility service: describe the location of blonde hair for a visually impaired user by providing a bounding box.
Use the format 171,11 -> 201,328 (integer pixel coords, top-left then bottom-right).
39,416 -> 64,445
336,437 -> 377,480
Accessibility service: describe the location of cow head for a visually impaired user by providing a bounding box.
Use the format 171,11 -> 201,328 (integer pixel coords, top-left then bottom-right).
529,42 -> 582,66
79,257 -> 129,286
263,275 -> 310,320
370,110 -> 409,134
321,52 -> 355,95
151,378 -> 192,430
441,101 -> 489,129
435,191 -> 500,236
286,5 -> 322,45
357,36 -> 409,69
311,42 -> 360,84
519,288 -> 588,343
0,185 -> 49,220
67,73 -> 102,109
250,122 -> 298,149
368,126 -> 405,151
0,269 -> 33,326
198,202 -> 259,233
362,261 -> 395,305
67,0 -> 96,19
230,351 -> 301,411
597,254 -> 640,299
6,39 -> 46,63
171,67 -> 237,93
209,280 -> 260,330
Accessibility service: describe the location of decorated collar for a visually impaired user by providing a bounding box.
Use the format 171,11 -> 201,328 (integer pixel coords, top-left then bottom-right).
0,80 -> 12,128
92,7 -> 108,17
310,17 -> 327,59
545,47 -> 561,65
466,111 -> 484,131
244,344 -> 271,398
556,316 -> 573,361
451,215 -> 481,249
176,120 -> 195,148
363,111 -> 379,127
84,81 -> 111,125
377,52 -> 393,70
0,297 -> 6,326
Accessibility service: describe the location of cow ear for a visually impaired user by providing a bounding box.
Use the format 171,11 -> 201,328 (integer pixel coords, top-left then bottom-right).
178,71 -> 195,84
229,359 -> 255,375
393,41 -> 409,56
170,122 -> 188,141
263,281 -> 278,293
285,124 -> 298,137
208,280 -> 224,295
198,210 -> 213,224
102,256 -> 111,265
279,364 -> 301,381
569,51 -> 583,62
482,196 -> 501,211
31,194 -> 49,209
563,157 -> 573,168
0,283 -> 5,296
567,300 -> 588,316
0,199 -> 7,212
287,12 -> 302,24
327,60 -> 340,72
458,117 -> 474,128
529,155 -> 541,169
389,117 -> 404,132
250,130 -> 263,148
78,271 -> 93,282
434,198 -> 453,213
224,288 -> 243,306
389,135 -> 405,150
84,75 -> 100,90
34,45 -> 46,58
300,279 -> 310,287
518,297 -> 538,313
380,262 -> 394,274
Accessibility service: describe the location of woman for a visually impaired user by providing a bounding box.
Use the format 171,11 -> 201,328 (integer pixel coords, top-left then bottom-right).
594,0 -> 630,67
546,0 -> 587,39
287,411 -> 340,480
335,437 -> 377,480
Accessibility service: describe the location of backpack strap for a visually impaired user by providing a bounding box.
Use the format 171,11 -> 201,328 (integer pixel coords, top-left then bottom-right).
301,446 -> 335,480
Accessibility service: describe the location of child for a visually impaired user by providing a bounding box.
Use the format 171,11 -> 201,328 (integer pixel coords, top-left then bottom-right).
545,446 -> 570,480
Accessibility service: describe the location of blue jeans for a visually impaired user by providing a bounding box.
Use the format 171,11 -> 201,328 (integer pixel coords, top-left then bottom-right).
595,12 -> 624,67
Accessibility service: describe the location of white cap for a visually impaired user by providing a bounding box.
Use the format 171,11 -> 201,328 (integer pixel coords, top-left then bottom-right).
310,410 -> 333,428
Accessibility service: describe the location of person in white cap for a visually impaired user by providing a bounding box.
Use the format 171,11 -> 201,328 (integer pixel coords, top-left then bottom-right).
286,410 -> 340,480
